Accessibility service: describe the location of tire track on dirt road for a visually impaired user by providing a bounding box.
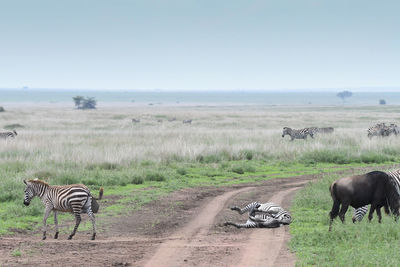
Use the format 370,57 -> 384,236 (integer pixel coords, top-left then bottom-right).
142,181 -> 306,267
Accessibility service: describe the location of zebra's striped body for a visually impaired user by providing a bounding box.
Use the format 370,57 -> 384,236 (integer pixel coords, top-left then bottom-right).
282,127 -> 313,141
367,123 -> 398,138
23,179 -> 103,240
0,130 -> 17,139
353,169 -> 400,222
225,202 -> 292,228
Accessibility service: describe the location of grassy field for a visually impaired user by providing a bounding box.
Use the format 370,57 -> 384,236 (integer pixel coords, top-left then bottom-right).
290,170 -> 400,266
1,104 -> 400,242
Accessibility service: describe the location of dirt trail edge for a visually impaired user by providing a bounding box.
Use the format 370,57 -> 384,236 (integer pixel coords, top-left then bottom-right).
142,182 -> 305,267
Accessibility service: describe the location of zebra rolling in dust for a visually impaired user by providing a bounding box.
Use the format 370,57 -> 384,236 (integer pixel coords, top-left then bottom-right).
224,202 -> 292,228
0,130 -> 17,139
282,127 -> 313,141
23,179 -> 103,240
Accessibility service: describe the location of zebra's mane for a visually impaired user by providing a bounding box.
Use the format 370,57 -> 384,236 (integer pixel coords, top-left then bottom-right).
28,179 -> 49,187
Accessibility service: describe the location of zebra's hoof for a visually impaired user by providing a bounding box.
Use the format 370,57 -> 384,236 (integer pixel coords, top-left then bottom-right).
91,234 -> 96,240
54,232 -> 59,239
68,235 -> 73,240
42,236 -> 46,240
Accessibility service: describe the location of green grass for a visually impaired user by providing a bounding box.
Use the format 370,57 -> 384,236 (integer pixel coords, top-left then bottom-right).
290,171 -> 400,266
0,158 -> 380,235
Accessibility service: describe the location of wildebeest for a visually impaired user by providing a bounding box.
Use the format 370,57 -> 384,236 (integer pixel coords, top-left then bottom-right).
183,119 -> 192,124
132,119 -> 140,123
328,171 -> 400,231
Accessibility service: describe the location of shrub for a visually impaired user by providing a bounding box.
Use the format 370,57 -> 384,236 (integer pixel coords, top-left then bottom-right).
131,175 -> 144,184
176,168 -> 187,176
0,106 -> 4,112
145,171 -> 166,182
4,124 -> 24,130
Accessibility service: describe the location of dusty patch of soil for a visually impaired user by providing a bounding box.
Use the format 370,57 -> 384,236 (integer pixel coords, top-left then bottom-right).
0,172 -> 342,266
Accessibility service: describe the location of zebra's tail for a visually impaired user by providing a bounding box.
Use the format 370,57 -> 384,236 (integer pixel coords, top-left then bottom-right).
94,187 -> 104,200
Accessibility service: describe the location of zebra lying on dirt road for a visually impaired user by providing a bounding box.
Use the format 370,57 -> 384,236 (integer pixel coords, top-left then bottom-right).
224,202 -> 292,228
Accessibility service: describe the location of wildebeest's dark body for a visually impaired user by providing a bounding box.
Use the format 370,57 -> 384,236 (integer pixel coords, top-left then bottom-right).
329,171 -> 400,231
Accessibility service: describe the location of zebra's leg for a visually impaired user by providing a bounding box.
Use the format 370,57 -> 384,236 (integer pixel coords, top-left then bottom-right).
87,208 -> 97,240
54,211 -> 59,239
230,202 -> 260,215
224,219 -> 257,228
42,206 -> 52,240
68,212 -> 81,240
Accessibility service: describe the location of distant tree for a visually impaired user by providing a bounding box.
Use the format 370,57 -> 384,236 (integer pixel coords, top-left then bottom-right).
73,96 -> 97,109
337,91 -> 353,102
379,99 -> 386,105
73,96 -> 84,108
0,106 -> 5,112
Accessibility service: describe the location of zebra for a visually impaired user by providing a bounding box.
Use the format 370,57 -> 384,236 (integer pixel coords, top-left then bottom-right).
23,179 -> 103,240
0,130 -> 17,139
183,119 -> 192,124
352,206 -> 369,223
225,202 -> 292,228
367,123 -> 387,138
353,169 -> 400,222
282,127 -> 314,141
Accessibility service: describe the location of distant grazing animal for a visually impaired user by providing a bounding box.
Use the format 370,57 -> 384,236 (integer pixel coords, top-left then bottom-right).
183,119 -> 192,124
168,117 -> 176,122
367,123 -> 392,138
329,171 -> 400,231
157,119 -> 163,123
353,169 -> 400,222
318,127 -> 334,133
23,179 -> 103,240
132,119 -> 140,123
282,127 -> 313,141
0,130 -> 17,139
224,202 -> 292,228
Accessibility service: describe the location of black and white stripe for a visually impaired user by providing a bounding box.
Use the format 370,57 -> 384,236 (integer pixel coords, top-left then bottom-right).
353,169 -> 400,222
282,127 -> 314,141
23,179 -> 103,240
225,202 -> 292,228
0,130 -> 17,139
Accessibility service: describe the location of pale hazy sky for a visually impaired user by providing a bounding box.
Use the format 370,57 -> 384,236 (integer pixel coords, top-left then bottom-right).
1,0 -> 399,90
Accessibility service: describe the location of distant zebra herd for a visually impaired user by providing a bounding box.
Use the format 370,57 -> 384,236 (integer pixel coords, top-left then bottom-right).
0,130 -> 17,139
367,123 -> 400,138
282,127 -> 334,141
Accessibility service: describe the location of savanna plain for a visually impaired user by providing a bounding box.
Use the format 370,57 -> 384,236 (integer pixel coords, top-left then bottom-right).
1,104 -> 400,266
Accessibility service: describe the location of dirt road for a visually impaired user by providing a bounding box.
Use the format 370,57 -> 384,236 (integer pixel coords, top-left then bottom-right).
0,176 -> 313,267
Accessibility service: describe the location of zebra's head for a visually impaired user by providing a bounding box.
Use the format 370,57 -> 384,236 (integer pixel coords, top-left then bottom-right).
282,127 -> 290,137
23,180 -> 34,206
13,130 -> 17,136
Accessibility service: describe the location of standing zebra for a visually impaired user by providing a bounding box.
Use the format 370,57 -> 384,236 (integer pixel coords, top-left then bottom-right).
225,202 -> 292,228
23,179 -> 103,240
0,130 -> 17,139
353,169 -> 400,222
282,127 -> 314,141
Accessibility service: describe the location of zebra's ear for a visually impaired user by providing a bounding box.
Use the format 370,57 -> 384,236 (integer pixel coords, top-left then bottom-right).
23,180 -> 27,185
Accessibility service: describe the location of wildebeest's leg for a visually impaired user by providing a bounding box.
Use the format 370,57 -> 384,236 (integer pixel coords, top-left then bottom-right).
68,212 -> 81,240
368,204 -> 376,222
338,202 -> 349,223
87,207 -> 97,240
42,206 -> 52,240
329,200 -> 341,231
54,211 -> 59,239
376,207 -> 382,223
